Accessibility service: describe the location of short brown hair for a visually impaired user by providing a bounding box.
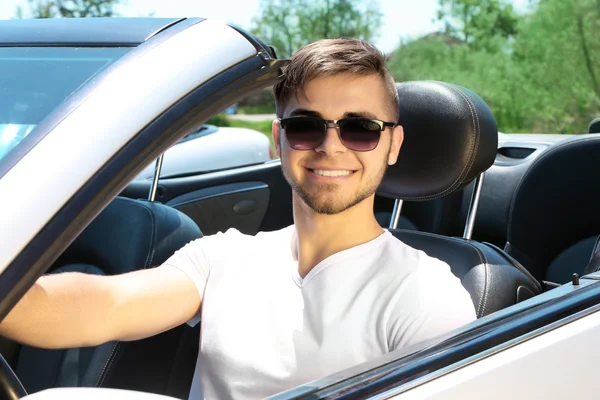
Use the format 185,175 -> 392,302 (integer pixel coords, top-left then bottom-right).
273,38 -> 399,121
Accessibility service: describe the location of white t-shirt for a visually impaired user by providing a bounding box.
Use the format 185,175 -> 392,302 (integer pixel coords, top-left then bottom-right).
165,225 -> 476,400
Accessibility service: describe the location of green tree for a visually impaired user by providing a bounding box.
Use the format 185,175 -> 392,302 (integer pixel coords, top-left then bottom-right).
513,0 -> 600,133
389,0 -> 600,134
17,0 -> 122,19
250,0 -> 383,58
437,0 -> 520,51
388,34 -> 529,132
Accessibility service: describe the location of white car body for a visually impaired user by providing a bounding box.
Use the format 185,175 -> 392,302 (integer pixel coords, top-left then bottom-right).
0,16 -> 599,400
134,125 -> 272,181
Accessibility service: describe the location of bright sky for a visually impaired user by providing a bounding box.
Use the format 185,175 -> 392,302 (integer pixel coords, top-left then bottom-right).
0,0 -> 447,53
0,0 -> 531,53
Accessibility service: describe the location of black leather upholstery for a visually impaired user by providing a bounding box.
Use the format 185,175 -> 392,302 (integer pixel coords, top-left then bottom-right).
584,236 -> 600,275
17,197 -> 202,396
545,236 -> 598,283
506,134 -> 600,283
378,81 -> 542,317
53,196 -> 202,274
391,230 -> 541,317
378,81 -> 498,201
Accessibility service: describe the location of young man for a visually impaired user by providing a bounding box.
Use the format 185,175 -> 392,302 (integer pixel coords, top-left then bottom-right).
0,39 -> 476,399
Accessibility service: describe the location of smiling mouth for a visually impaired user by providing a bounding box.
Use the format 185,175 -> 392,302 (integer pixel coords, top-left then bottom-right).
308,169 -> 356,177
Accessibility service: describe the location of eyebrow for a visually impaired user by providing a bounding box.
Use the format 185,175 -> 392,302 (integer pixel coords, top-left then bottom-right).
288,108 -> 322,118
287,109 -> 380,120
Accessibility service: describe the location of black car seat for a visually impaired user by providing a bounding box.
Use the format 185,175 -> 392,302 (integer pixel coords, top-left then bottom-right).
505,134 -> 600,284
377,81 -> 542,317
375,191 -> 464,235
13,196 -> 202,398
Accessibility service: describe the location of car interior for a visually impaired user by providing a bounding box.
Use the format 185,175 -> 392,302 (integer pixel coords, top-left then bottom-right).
1,79 -> 599,399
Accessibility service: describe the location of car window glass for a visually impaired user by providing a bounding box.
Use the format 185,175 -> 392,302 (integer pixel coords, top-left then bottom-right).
134,110 -> 276,181
0,47 -> 130,163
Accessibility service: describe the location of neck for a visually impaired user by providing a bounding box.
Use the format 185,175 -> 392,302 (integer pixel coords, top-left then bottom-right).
292,193 -> 384,278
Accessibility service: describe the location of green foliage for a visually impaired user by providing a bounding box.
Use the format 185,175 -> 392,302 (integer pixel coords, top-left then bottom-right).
437,0 -> 519,51
250,0 -> 383,58
237,104 -> 276,115
390,0 -> 600,134
17,0 -> 122,19
206,114 -> 232,127
512,0 -> 600,133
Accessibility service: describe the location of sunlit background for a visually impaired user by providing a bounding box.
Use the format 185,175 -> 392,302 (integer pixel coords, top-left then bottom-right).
2,0 -> 598,137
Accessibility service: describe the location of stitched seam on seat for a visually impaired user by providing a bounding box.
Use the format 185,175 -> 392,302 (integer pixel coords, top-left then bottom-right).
485,242 -> 542,292
470,244 -> 489,317
119,199 -> 157,269
96,342 -> 119,387
506,135 -> 600,240
445,82 -> 481,187
394,82 -> 481,202
391,229 -> 470,245
403,82 -> 478,200
434,82 -> 479,193
391,230 -> 489,316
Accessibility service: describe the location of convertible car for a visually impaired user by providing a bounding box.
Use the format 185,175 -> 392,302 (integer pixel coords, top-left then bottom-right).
1,16 -> 600,400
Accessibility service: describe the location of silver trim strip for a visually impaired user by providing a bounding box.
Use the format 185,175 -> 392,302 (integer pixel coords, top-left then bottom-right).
463,172 -> 485,239
369,302 -> 600,400
389,199 -> 403,230
148,154 -> 164,202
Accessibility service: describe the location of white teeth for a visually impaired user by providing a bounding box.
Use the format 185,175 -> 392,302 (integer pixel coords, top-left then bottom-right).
313,169 -> 352,177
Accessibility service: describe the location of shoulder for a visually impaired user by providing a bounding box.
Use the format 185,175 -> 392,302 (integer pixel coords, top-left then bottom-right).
381,232 -> 476,348
382,232 -> 472,304
179,225 -> 293,256
378,231 -> 456,277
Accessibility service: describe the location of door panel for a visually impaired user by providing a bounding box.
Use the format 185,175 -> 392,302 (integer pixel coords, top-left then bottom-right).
166,182 -> 270,236
121,161 -> 293,235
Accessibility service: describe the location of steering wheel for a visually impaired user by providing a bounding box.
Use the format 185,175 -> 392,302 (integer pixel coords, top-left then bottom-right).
0,354 -> 26,399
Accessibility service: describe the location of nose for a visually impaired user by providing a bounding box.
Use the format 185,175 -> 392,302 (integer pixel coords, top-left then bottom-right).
314,124 -> 346,155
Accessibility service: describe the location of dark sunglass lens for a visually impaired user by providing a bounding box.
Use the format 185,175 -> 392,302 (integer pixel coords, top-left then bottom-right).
339,119 -> 381,151
283,118 -> 324,150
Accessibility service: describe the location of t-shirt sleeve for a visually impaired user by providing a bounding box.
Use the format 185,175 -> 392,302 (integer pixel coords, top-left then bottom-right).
162,237 -> 212,327
387,260 -> 477,351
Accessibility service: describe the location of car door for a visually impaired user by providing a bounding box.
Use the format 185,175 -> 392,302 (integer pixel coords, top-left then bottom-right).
121,158 -> 292,236
0,18 -> 287,322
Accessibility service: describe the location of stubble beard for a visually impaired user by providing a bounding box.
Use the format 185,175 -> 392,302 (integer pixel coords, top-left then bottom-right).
281,151 -> 390,215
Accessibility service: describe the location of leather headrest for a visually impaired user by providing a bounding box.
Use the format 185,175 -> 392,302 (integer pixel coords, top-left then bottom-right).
378,81 -> 498,201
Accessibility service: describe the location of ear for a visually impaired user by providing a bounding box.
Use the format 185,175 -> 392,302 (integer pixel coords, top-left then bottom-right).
387,125 -> 404,165
272,119 -> 282,158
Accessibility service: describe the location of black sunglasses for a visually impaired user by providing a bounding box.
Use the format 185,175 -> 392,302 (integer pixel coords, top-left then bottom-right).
279,116 -> 396,152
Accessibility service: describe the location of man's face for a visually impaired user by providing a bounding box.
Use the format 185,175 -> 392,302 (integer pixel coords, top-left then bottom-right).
273,73 -> 403,215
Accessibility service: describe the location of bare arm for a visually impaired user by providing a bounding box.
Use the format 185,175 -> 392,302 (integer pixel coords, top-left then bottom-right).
0,265 -> 200,349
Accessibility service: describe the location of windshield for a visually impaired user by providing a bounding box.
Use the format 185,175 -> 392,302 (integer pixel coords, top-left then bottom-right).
0,47 -> 130,161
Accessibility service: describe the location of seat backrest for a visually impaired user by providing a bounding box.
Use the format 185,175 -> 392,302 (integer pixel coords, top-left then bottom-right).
377,81 -> 542,316
391,230 -> 541,317
16,197 -> 202,396
505,134 -> 600,283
